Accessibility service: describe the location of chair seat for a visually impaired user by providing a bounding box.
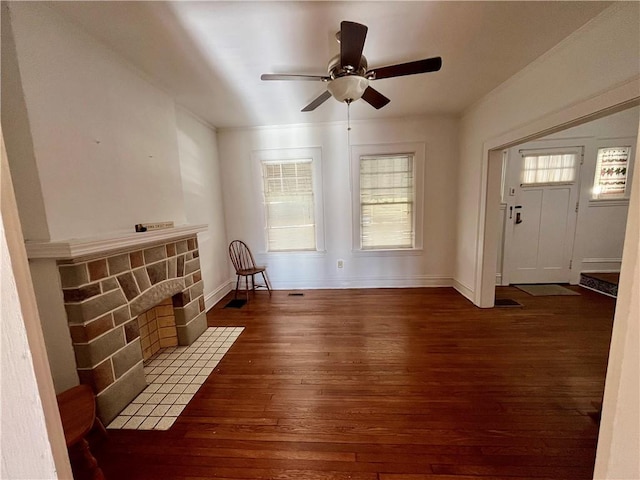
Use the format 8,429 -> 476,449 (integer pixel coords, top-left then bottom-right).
237,266 -> 266,275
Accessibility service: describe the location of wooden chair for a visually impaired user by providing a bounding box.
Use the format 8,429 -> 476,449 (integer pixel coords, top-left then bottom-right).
57,384 -> 106,480
229,240 -> 272,301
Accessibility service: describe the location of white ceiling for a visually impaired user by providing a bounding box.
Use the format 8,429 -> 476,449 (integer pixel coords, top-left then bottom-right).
49,1 -> 611,129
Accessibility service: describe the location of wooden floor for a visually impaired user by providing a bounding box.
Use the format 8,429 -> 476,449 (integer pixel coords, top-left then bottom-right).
92,286 -> 615,480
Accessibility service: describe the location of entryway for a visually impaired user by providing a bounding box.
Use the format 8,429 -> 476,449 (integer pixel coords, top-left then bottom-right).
503,147 -> 581,284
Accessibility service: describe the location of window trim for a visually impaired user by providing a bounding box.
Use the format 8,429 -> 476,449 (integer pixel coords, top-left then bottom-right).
591,142 -> 634,201
518,147 -> 582,187
350,142 -> 425,253
252,147 -> 325,253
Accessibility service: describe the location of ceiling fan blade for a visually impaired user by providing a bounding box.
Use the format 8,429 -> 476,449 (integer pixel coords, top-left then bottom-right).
369,57 -> 442,80
361,86 -> 390,110
261,74 -> 330,81
301,90 -> 332,112
340,21 -> 368,70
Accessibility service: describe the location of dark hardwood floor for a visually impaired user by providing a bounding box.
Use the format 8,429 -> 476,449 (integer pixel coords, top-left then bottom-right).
93,286 -> 615,479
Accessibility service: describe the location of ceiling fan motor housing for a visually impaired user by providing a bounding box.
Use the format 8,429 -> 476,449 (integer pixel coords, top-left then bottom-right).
328,54 -> 368,79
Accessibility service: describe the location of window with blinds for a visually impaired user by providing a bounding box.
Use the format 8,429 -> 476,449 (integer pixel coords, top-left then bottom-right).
520,152 -> 578,185
359,154 -> 414,249
262,159 -> 316,251
592,146 -> 631,199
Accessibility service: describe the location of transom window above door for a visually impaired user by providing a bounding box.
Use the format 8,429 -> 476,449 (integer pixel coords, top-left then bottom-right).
520,150 -> 580,186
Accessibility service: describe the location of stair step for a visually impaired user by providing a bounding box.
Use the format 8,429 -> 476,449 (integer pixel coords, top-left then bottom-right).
579,272 -> 619,298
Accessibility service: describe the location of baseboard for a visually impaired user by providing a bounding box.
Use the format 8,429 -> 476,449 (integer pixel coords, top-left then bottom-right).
265,275 -> 454,290
204,281 -> 233,311
453,279 -> 474,303
495,273 -> 502,285
581,258 -> 622,272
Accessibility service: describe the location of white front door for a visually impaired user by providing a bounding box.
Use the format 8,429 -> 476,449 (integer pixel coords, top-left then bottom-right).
507,150 -> 581,284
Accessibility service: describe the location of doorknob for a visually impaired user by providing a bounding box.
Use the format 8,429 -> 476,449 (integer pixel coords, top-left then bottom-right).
514,205 -> 523,224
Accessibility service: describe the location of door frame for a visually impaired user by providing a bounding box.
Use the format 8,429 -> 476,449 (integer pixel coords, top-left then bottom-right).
501,144 -> 583,286
476,81 -> 640,309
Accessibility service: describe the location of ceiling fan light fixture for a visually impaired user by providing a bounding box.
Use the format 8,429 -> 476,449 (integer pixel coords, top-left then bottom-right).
327,75 -> 369,103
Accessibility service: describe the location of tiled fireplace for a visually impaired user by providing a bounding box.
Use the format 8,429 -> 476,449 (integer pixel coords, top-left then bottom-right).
26,225 -> 208,424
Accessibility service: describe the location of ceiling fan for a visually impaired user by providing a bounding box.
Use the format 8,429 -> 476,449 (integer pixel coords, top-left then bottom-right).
261,21 -> 442,112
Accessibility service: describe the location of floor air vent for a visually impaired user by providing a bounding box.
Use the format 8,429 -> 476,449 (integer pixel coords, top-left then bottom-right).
288,293 -> 304,297
494,298 -> 522,307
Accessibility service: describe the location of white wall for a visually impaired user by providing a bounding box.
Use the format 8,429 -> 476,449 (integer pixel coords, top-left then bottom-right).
594,131 -> 640,479
499,107 -> 639,283
7,2 -> 186,242
218,116 -> 458,289
1,131 -> 72,480
176,108 -> 231,308
4,2 -> 230,393
455,2 -> 640,300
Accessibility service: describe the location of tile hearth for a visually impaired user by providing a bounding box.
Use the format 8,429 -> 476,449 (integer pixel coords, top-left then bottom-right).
107,326 -> 243,431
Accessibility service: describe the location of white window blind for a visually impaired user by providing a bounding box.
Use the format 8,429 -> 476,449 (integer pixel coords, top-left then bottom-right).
360,154 -> 414,249
592,146 -> 630,199
262,159 -> 316,251
521,153 -> 577,185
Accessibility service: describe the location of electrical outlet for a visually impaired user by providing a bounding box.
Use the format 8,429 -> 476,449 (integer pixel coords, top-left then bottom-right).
337,260 -> 344,269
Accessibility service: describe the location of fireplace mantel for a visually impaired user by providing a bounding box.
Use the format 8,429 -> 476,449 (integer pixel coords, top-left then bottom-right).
25,224 -> 207,260
38,224 -> 209,424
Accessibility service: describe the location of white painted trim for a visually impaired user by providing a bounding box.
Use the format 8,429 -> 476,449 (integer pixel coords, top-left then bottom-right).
350,142 -> 426,251
350,248 -> 424,257
251,147 -> 325,253
1,129 -> 73,478
268,275 -> 453,290
204,281 -> 233,310
475,79 -> 640,308
588,199 -> 630,207
452,279 -> 474,303
583,257 -> 624,264
25,224 -> 208,260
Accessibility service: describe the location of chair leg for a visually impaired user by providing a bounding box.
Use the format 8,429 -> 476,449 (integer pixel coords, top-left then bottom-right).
245,275 -> 250,302
234,275 -> 240,299
251,274 -> 256,291
261,271 -> 272,295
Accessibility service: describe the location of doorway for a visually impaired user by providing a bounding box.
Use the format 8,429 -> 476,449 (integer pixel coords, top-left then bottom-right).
492,107 -> 639,291
503,147 -> 581,284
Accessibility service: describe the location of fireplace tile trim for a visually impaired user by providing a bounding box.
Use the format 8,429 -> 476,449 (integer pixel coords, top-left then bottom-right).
47,228 -> 207,424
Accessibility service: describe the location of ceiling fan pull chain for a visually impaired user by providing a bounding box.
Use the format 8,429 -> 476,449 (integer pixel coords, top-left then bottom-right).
347,99 -> 352,131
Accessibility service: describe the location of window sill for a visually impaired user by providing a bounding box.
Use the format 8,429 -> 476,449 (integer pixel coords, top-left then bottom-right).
351,248 -> 423,257
256,250 -> 327,258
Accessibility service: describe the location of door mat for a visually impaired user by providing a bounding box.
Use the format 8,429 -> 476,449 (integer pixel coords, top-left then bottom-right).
515,284 -> 579,296
224,299 -> 247,308
494,298 -> 523,307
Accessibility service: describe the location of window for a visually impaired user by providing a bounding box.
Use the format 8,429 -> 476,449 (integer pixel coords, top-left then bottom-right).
592,146 -> 631,199
360,154 -> 414,249
253,148 -> 324,252
351,143 -> 425,251
262,159 -> 315,251
520,151 -> 578,185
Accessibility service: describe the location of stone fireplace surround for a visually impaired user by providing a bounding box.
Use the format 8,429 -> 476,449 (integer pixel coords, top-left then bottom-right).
26,225 -> 208,424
